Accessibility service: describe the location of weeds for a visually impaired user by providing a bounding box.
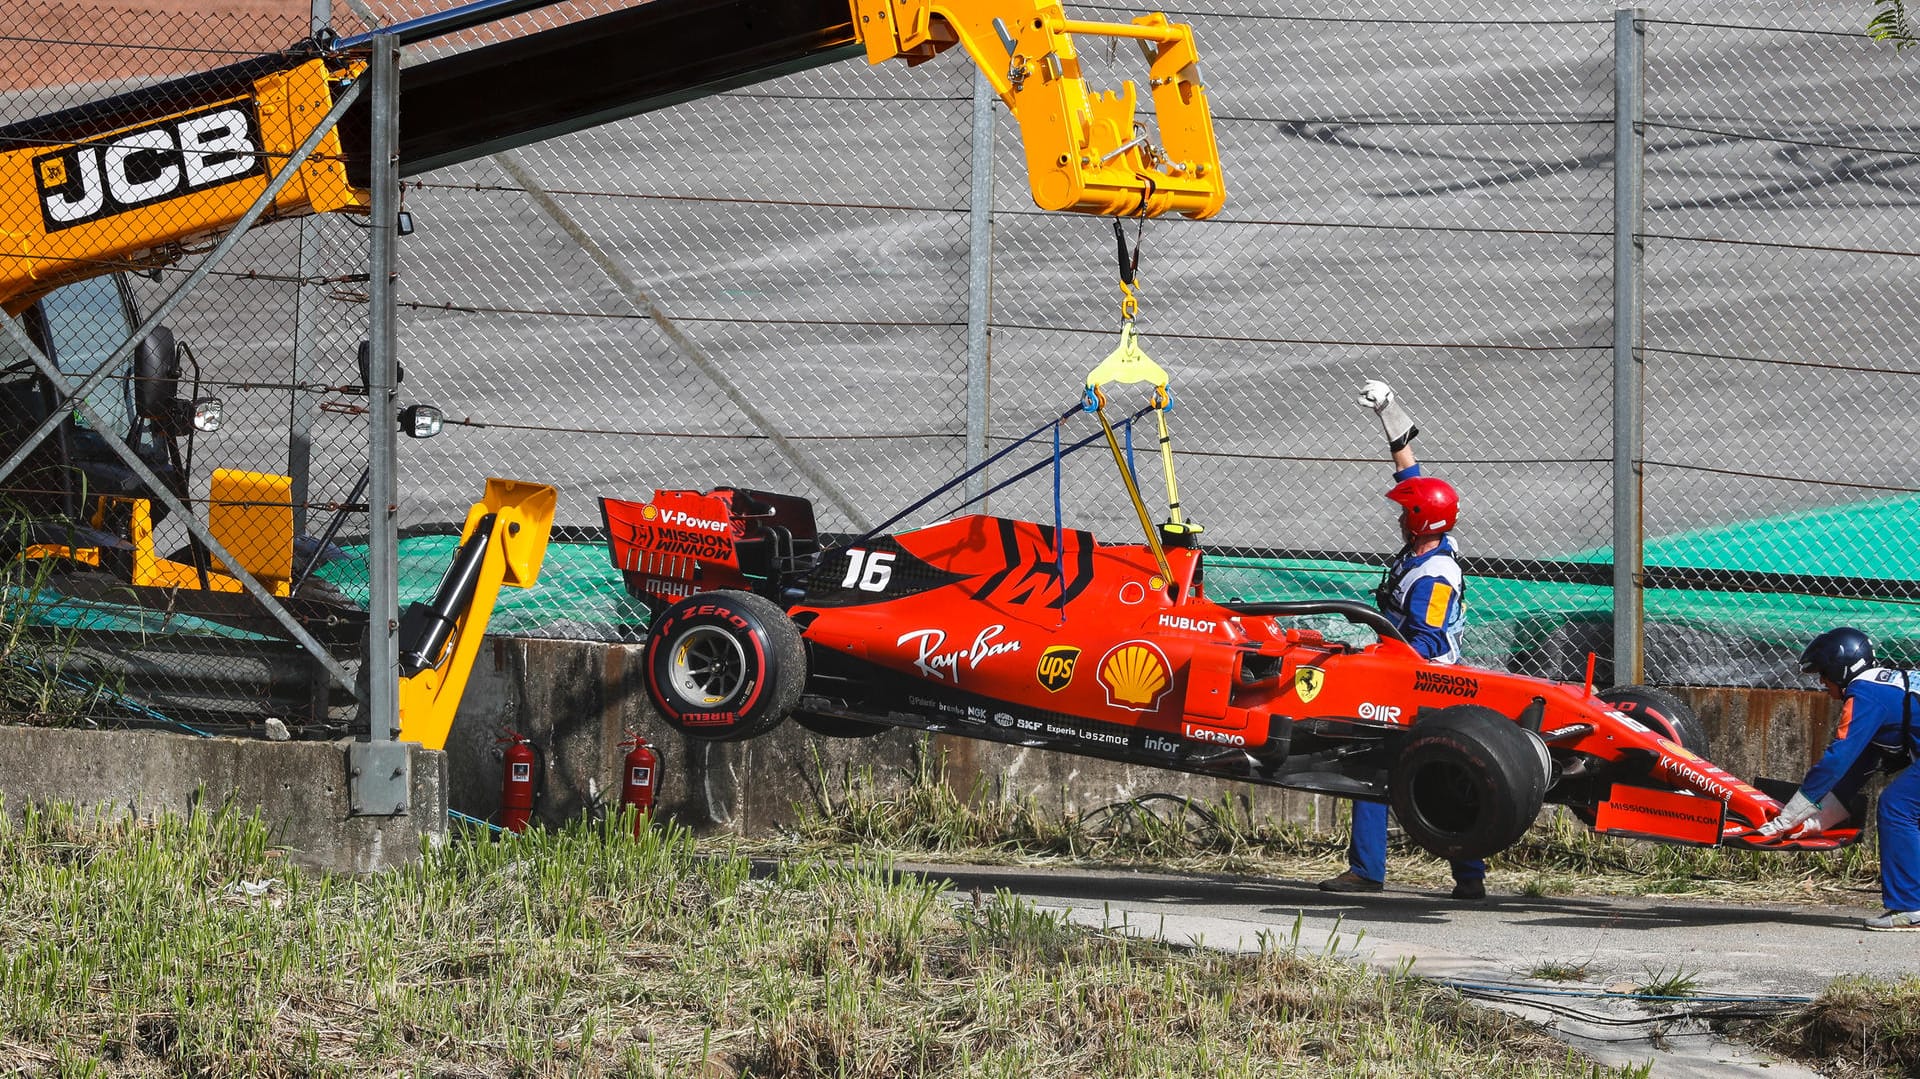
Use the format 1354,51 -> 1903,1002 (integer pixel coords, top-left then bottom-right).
1632,963 -> 1702,999
1528,960 -> 1592,983
0,802 -> 1646,1077
0,529 -> 120,727
1759,974 -> 1920,1078
771,742 -> 1883,906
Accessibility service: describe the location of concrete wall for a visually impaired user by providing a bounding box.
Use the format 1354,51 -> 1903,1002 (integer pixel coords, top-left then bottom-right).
0,727 -> 445,874
445,637 -> 1841,836
0,641 -> 1843,875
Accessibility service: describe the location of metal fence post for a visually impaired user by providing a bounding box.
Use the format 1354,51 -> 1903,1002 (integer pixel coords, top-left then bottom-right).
1612,7 -> 1645,685
350,32 -> 409,817
965,69 -> 996,507
287,0 -> 332,538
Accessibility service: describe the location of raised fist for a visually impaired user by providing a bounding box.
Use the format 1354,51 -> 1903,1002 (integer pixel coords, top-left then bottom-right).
1357,379 -> 1416,451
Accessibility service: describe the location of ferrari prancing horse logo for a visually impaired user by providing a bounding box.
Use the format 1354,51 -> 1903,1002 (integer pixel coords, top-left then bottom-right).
1293,666 -> 1326,704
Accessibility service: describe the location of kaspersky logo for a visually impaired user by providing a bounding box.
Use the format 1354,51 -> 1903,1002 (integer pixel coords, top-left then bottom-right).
36,102 -> 266,232
1036,645 -> 1080,692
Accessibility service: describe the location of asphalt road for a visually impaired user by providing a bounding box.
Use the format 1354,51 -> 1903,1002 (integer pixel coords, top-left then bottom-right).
902,861 -> 1913,1078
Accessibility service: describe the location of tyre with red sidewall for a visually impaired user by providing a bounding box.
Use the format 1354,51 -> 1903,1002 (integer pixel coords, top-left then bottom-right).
1390,704 -> 1548,861
1599,684 -> 1709,754
643,590 -> 805,742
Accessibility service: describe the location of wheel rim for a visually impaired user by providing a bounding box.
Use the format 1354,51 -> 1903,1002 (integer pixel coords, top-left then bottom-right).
665,625 -> 748,707
1409,757 -> 1483,837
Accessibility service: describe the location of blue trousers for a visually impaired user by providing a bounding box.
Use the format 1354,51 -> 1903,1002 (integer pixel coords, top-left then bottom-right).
1349,800 -> 1486,884
1878,766 -> 1920,912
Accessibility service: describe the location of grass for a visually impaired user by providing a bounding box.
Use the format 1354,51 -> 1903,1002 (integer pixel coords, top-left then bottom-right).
762,741 -> 1884,907
0,799 -> 1649,1078
1630,964 -> 1701,999
1757,975 -> 1920,1079
0,539 -> 122,727
1526,960 -> 1592,983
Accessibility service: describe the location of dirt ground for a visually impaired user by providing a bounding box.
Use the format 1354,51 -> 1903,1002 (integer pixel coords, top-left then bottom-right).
2,1 -> 313,91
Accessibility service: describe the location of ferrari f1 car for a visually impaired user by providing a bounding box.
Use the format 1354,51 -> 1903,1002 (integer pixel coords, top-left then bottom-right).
599,307 -> 1856,862
600,481 -> 1860,861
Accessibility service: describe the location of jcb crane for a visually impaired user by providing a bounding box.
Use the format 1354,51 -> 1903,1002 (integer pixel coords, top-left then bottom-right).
0,0 -> 1226,313
0,0 -> 1224,748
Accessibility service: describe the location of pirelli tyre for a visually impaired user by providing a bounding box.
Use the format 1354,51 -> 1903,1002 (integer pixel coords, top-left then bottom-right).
1389,704 -> 1549,861
643,590 -> 805,742
1599,684 -> 1709,754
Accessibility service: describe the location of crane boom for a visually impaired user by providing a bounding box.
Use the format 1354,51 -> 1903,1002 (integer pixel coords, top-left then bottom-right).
0,0 -> 1224,313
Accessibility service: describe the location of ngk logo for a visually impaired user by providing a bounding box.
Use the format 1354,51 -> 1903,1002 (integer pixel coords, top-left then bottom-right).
1357,702 -> 1402,722
35,103 -> 265,231
658,508 -> 729,533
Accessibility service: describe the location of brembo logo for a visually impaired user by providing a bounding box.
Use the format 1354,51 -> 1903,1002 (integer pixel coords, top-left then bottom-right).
35,102 -> 266,231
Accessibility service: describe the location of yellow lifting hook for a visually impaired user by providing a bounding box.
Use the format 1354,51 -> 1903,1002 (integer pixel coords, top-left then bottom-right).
1082,221 -> 1200,588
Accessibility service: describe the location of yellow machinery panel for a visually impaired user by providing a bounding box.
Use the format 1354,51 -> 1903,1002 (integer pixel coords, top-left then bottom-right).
0,57 -> 368,314
207,468 -> 296,589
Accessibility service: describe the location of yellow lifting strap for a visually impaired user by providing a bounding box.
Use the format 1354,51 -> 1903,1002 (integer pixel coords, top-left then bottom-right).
1085,319 -> 1175,585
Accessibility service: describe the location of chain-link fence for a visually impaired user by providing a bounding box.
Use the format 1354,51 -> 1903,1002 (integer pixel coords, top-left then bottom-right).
1,0 -> 1915,732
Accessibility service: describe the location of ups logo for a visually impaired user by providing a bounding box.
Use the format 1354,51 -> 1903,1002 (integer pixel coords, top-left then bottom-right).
35,102 -> 265,232
1036,645 -> 1080,692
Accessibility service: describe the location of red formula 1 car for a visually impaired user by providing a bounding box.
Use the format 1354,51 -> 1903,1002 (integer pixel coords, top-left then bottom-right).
600,486 -> 1859,861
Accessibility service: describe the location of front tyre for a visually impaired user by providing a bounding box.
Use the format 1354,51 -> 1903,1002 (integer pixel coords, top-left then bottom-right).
1599,684 -> 1709,754
643,590 -> 805,741
1390,704 -> 1548,861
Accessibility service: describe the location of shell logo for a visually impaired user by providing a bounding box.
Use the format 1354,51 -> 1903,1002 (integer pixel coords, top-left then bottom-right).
1097,640 -> 1171,712
640,504 -> 659,521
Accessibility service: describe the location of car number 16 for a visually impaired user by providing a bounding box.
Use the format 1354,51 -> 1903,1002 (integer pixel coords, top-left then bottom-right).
840,548 -> 896,592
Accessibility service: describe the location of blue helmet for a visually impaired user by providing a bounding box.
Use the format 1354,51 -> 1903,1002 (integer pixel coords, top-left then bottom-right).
1799,627 -> 1874,685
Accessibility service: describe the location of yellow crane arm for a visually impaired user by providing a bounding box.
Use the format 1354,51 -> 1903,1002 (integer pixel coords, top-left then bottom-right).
853,0 -> 1224,219
0,56 -> 368,315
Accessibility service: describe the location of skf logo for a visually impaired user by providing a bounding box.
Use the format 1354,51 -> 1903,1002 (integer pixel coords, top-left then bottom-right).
1097,640 -> 1171,712
1293,666 -> 1325,704
1036,645 -> 1080,692
35,102 -> 265,232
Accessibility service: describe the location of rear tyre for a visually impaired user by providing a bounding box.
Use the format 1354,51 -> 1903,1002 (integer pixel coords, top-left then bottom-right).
643,590 -> 805,742
1599,684 -> 1708,754
1389,704 -> 1548,861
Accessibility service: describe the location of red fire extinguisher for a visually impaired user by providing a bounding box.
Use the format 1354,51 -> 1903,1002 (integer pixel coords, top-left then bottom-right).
620,731 -> 658,835
498,729 -> 537,834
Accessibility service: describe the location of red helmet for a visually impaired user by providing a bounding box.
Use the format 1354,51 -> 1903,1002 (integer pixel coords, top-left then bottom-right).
1386,476 -> 1459,538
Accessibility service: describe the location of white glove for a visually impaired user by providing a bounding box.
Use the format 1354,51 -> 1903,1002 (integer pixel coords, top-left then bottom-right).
1790,793 -> 1851,838
1357,379 -> 1418,451
1757,790 -> 1819,837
